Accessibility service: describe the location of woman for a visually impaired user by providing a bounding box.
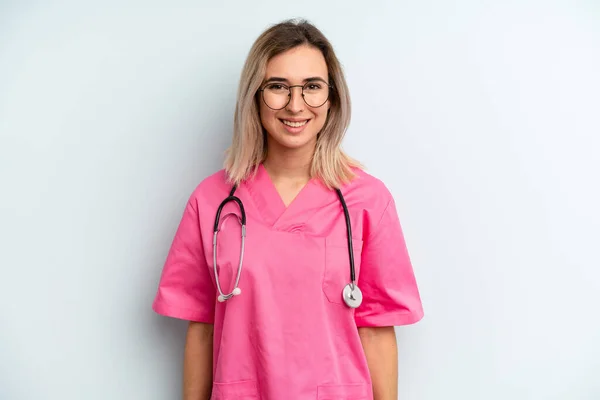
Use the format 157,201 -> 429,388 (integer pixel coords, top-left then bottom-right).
153,19 -> 424,400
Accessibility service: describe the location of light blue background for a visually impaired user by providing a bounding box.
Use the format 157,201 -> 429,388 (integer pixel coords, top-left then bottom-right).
1,1 -> 599,399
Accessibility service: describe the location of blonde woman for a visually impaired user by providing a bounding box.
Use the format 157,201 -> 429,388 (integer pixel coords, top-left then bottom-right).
153,19 -> 423,400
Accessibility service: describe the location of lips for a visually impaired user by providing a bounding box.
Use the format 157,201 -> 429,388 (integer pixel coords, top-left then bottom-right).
280,119 -> 309,127
278,118 -> 311,134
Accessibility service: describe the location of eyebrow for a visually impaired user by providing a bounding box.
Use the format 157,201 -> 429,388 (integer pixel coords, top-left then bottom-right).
263,76 -> 328,84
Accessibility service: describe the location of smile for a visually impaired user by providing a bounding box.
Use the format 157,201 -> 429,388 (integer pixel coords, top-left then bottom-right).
280,119 -> 309,128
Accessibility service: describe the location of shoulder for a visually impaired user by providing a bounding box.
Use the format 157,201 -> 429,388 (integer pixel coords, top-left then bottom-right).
344,167 -> 394,205
348,168 -> 389,192
187,169 -> 231,205
335,167 -> 397,224
343,168 -> 405,236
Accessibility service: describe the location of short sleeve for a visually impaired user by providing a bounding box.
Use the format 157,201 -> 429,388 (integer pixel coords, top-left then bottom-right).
152,197 -> 216,323
354,196 -> 424,327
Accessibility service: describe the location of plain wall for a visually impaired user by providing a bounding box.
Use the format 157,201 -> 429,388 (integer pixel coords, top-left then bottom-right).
1,1 -> 599,399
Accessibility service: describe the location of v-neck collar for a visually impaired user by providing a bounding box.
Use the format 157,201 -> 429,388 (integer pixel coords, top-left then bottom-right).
245,163 -> 331,231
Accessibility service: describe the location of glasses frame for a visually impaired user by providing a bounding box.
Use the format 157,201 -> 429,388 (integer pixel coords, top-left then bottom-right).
258,80 -> 333,110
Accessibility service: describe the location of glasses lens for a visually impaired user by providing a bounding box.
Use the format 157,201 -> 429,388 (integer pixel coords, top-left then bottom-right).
262,83 -> 290,110
302,81 -> 330,108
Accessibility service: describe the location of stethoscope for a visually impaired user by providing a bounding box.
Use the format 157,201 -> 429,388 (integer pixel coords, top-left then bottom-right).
212,185 -> 363,308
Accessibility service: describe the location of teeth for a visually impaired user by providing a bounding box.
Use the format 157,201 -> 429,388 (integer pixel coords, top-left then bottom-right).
282,119 -> 308,128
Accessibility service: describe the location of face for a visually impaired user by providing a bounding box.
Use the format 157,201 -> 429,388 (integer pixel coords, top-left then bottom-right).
259,45 -> 331,155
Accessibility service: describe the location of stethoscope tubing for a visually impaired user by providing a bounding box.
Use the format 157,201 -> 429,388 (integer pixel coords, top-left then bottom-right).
212,184 -> 356,301
212,185 -> 246,301
335,188 -> 356,285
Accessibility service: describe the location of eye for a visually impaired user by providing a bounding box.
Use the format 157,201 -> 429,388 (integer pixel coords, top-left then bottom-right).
265,83 -> 288,92
306,83 -> 322,90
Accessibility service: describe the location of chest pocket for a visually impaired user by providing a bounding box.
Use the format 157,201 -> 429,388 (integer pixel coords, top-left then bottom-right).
323,236 -> 364,305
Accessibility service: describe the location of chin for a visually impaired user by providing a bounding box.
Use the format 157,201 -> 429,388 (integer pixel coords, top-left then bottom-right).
264,117 -> 325,151
274,135 -> 317,150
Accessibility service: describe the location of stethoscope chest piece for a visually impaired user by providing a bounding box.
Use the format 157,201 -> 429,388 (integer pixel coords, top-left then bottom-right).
343,283 -> 363,308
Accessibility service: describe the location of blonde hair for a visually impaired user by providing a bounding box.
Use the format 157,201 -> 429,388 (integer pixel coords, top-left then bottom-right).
224,18 -> 362,189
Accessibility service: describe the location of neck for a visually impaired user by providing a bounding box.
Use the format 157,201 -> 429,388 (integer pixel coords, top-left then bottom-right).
263,141 -> 314,183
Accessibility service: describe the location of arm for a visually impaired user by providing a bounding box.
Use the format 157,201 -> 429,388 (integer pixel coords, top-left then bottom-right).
183,321 -> 214,400
358,326 -> 398,400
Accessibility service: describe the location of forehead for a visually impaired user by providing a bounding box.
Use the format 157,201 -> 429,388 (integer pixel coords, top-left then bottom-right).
265,45 -> 328,81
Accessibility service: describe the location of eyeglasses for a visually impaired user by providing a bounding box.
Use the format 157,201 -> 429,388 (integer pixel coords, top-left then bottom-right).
258,79 -> 332,110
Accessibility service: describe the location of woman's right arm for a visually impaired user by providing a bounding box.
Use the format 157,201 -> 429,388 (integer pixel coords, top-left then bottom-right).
183,321 -> 214,400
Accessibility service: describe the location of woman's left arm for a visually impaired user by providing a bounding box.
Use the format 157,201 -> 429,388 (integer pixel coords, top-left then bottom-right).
358,326 -> 398,400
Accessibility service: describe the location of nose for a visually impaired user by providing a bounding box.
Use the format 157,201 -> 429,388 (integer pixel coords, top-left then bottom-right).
286,86 -> 304,113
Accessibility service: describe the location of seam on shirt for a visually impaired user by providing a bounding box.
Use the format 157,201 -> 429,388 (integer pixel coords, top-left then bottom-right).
366,196 -> 393,242
153,299 -> 214,323
355,308 -> 424,327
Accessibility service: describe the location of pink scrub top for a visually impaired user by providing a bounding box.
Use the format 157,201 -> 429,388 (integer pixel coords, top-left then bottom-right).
152,164 -> 423,400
